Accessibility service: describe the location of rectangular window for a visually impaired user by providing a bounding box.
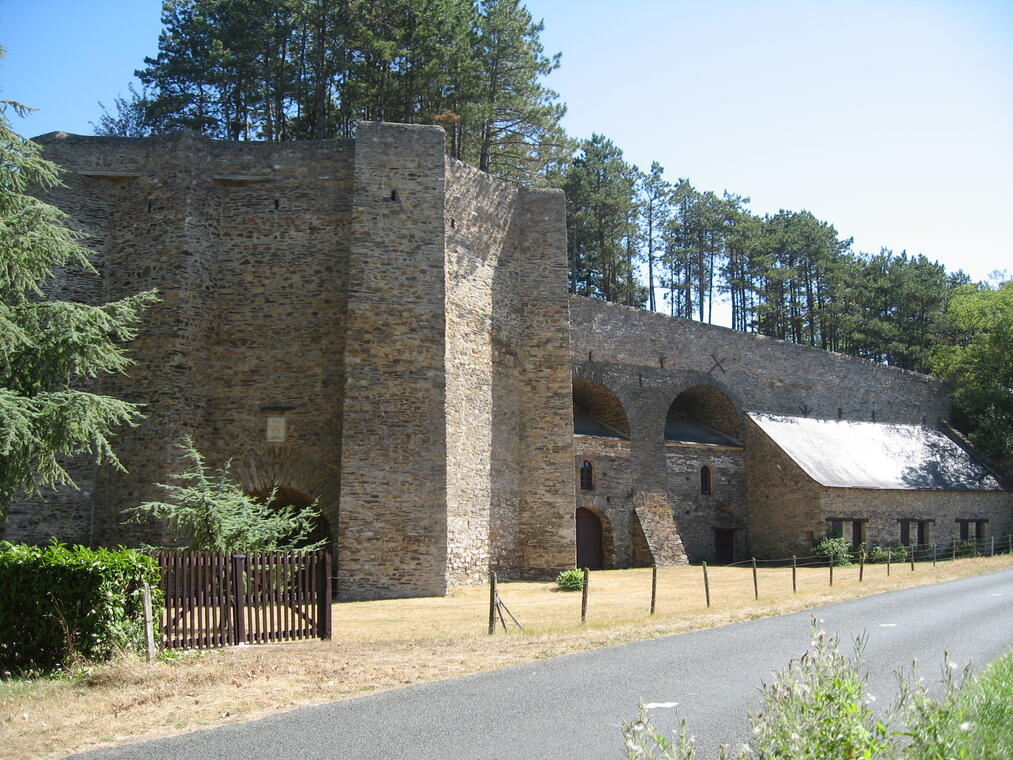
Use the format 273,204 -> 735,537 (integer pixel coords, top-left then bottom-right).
851,520 -> 865,549
899,520 -> 910,546
827,519 -> 843,539
975,520 -> 988,539
958,520 -> 970,541
917,520 -> 931,546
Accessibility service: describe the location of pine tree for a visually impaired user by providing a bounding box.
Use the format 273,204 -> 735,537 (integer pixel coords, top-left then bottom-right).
0,100 -> 158,513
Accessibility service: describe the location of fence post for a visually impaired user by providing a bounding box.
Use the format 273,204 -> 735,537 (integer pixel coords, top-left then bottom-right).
887,550 -> 891,577
650,566 -> 657,615
990,536 -> 995,557
952,538 -> 957,562
751,558 -> 758,600
910,544 -> 915,572
488,571 -> 498,635
231,553 -> 246,646
318,551 -> 332,640
829,556 -> 834,587
142,581 -> 156,662
702,562 -> 711,608
859,551 -> 865,582
792,555 -> 797,594
932,544 -> 936,568
580,568 -> 589,624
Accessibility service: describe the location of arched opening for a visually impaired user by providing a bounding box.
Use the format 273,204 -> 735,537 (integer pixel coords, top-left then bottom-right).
249,486 -> 332,549
579,460 -> 594,491
666,385 -> 742,445
700,465 -> 713,495
573,377 -> 629,438
575,507 -> 604,570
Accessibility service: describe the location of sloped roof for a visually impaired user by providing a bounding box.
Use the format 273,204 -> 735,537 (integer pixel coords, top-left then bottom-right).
665,417 -> 743,447
573,410 -> 628,439
748,413 -> 1003,491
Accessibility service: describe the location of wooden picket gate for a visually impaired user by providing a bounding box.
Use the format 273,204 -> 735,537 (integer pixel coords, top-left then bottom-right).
155,550 -> 332,650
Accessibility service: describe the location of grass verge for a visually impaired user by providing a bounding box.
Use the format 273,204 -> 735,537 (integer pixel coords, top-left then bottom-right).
2,554 -> 1010,760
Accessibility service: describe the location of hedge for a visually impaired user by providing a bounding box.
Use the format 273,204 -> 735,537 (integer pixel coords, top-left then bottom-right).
0,541 -> 163,672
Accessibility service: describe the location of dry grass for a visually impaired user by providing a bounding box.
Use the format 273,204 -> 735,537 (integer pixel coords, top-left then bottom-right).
2,554 -> 1010,760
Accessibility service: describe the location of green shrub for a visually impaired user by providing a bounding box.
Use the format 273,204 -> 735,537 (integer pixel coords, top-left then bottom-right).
555,568 -> 584,591
868,543 -> 906,563
0,541 -> 162,672
814,536 -> 853,566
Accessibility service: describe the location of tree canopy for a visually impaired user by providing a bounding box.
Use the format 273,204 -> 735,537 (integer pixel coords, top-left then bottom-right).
0,100 -> 157,512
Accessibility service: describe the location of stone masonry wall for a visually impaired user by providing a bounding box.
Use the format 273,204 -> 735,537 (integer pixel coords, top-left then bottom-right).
666,445 -> 747,562
744,419 -> 825,557
574,437 -> 632,567
337,122 -> 450,599
443,159 -> 521,583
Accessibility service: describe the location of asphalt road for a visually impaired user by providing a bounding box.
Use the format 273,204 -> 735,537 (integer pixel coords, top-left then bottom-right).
74,567 -> 1013,760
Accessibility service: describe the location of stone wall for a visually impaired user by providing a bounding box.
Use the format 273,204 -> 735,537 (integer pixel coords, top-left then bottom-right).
337,122 -> 449,599
574,437 -> 632,567
666,445 -> 747,562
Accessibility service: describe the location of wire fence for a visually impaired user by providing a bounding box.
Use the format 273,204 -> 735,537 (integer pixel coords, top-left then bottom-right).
484,533 -> 1013,634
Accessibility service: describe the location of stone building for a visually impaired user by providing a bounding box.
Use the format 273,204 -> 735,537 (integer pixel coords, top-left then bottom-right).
4,122 -> 1009,599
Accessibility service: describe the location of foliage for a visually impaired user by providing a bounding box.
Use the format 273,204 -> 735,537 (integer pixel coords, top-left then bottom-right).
813,536 -> 853,566
127,437 -> 325,553
930,280 -> 1013,456
99,0 -> 569,184
866,544 -> 907,563
0,97 -> 158,514
0,541 -> 162,672
894,651 -> 1012,759
554,568 -> 584,591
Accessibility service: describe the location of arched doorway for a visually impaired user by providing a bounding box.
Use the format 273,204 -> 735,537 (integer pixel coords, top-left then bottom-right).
572,377 -> 630,439
576,507 -> 604,570
249,486 -> 332,549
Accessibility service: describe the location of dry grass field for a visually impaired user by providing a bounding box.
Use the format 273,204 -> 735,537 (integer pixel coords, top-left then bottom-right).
2,554 -> 1011,760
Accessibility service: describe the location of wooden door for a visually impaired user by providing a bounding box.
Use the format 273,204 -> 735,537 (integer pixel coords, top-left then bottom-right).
576,508 -> 604,570
714,529 -> 735,564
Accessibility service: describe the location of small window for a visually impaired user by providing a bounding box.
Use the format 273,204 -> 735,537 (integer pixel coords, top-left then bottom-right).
975,519 -> 988,539
899,520 -> 911,546
827,518 -> 843,539
851,519 -> 865,549
579,460 -> 594,491
700,465 -> 712,495
958,520 -> 970,541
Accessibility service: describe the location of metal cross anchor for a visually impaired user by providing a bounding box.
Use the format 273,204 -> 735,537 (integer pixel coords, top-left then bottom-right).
708,353 -> 728,374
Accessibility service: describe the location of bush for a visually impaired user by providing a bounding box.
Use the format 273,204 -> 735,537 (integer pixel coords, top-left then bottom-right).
555,568 -> 584,591
867,543 -> 906,563
814,536 -> 853,566
0,541 -> 162,672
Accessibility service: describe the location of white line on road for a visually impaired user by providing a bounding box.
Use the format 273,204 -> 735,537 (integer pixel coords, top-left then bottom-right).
879,623 -> 897,627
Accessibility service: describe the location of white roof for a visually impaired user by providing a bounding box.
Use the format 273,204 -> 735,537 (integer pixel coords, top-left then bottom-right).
748,413 -> 1003,491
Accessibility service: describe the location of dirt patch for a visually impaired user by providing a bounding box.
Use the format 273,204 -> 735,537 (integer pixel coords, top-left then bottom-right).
2,555 -> 1010,759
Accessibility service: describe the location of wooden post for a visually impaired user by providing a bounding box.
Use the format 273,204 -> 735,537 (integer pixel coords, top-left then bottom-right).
751,557 -> 758,600
859,551 -> 865,582
792,555 -> 797,594
932,544 -> 936,568
488,571 -> 497,635
231,553 -> 246,646
702,562 -> 711,608
952,538 -> 957,562
887,550 -> 891,577
990,536 -> 995,557
142,582 -> 156,662
580,568 -> 589,624
829,556 -> 834,587
650,566 -> 657,615
318,550 -> 332,640
910,544 -> 915,572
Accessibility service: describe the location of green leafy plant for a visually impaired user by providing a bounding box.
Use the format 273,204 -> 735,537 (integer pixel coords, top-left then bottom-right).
868,543 -> 906,563
0,541 -> 162,672
814,536 -> 853,566
127,437 -> 325,553
555,568 -> 584,591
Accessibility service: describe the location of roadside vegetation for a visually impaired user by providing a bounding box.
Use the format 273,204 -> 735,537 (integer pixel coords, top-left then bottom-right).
622,622 -> 1012,759
2,555 -> 1010,760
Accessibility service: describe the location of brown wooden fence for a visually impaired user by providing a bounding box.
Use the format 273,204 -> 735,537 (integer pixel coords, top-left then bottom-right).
155,550 -> 332,650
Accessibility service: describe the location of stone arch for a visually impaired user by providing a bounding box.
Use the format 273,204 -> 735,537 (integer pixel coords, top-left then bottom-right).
666,384 -> 743,443
572,376 -> 630,438
231,444 -> 341,548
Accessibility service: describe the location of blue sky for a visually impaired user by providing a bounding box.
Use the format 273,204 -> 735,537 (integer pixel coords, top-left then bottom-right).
2,0 -> 1011,299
